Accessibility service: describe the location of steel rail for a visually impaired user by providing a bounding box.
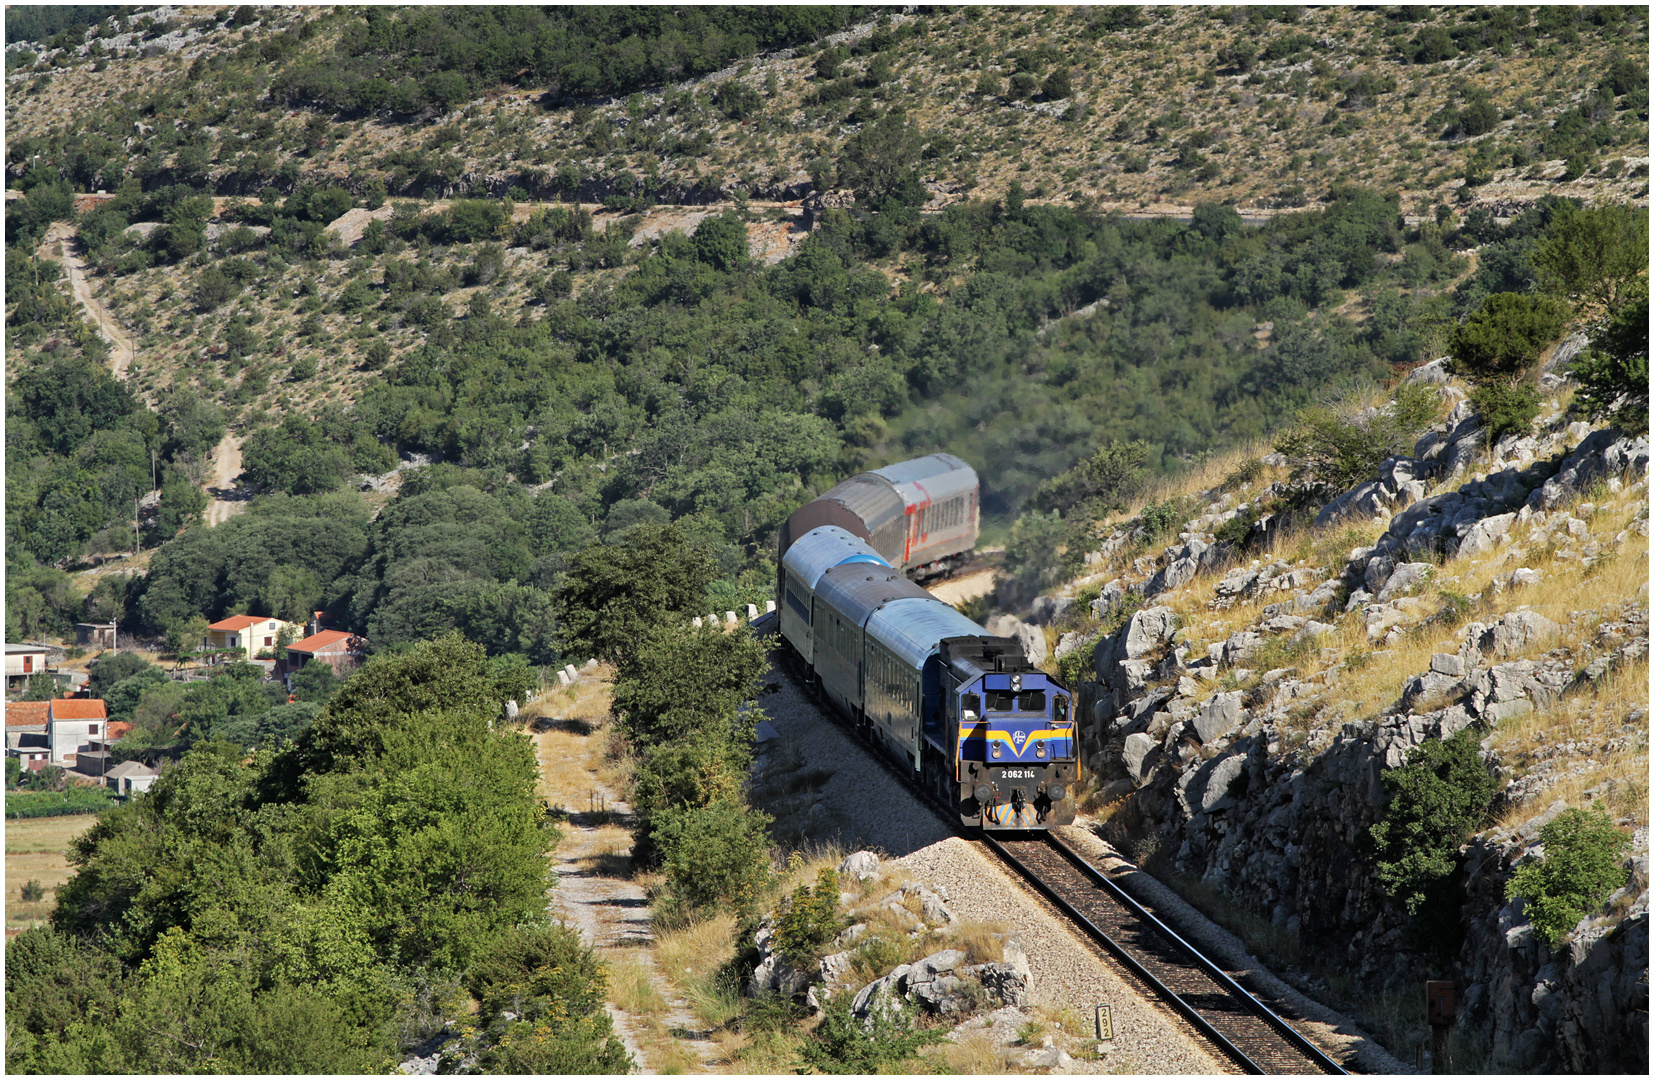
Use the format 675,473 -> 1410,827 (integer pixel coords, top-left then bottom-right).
984,833 -> 1347,1075
764,628 -> 1343,1074
981,833 -> 1267,1074
1040,834 -> 1347,1074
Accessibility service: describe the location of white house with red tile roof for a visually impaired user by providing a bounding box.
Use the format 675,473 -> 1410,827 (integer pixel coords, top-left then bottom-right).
283,629 -> 368,679
205,615 -> 301,663
6,698 -> 110,768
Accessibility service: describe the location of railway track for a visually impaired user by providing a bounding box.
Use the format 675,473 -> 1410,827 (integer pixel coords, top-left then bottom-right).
760,614 -> 1347,1074
983,833 -> 1347,1075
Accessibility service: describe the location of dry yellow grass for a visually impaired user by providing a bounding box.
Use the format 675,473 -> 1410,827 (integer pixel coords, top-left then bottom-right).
5,814 -> 95,931
931,1030 -> 1015,1074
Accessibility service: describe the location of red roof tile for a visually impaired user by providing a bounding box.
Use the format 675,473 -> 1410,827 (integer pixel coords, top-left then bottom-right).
50,699 -> 107,721
6,702 -> 49,727
288,630 -> 362,653
207,614 -> 267,632
105,721 -> 134,741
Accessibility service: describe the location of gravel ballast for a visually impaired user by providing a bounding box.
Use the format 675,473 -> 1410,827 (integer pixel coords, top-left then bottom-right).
757,656 -> 1234,1074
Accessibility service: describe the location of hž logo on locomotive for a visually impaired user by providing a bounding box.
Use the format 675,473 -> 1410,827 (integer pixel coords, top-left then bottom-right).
776,455 -> 1077,831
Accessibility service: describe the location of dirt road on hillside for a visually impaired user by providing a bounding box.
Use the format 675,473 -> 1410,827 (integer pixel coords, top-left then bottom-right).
204,433 -> 247,527
38,222 -> 139,385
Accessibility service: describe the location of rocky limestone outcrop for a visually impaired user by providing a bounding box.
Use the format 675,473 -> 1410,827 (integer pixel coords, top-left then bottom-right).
747,852 -> 1031,1026
1074,407 -> 1648,1070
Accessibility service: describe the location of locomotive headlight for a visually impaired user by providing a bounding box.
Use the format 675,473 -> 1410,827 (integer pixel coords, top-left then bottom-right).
1011,674 -> 1022,692
1048,784 -> 1067,802
973,783 -> 994,803
1035,743 -> 1046,758
991,743 -> 1002,759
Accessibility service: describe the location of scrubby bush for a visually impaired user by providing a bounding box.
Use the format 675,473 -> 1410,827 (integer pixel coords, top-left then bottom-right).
1467,380 -> 1543,442
1447,292 -> 1572,384
797,992 -> 944,1074
774,867 -> 848,964
1370,728 -> 1495,948
1274,381 -> 1442,492
1506,804 -> 1630,945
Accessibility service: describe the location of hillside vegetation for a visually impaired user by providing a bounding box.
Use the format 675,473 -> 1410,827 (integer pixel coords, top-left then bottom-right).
6,6 -> 1646,664
3,6 -> 1648,1074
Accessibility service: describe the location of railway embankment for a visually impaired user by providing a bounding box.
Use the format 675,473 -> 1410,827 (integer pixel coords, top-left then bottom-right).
1030,365 -> 1648,1070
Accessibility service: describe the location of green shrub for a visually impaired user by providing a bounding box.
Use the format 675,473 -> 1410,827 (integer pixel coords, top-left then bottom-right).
1570,278 -> 1648,433
1275,381 -> 1442,492
1447,292 -> 1571,384
654,798 -> 774,916
773,867 -> 847,964
795,991 -> 944,1074
1028,440 -> 1150,515
1467,380 -> 1542,442
1370,729 -> 1495,947
1506,804 -> 1630,945
1137,497 -> 1188,545
20,879 -> 47,902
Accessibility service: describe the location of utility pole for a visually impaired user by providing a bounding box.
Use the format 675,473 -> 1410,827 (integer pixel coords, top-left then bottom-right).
134,493 -> 141,557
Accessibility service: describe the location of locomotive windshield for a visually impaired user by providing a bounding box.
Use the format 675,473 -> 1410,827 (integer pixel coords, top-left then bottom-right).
1017,690 -> 1045,712
984,689 -> 1015,711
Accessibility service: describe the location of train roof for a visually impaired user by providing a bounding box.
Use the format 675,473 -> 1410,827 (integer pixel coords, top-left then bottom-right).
866,453 -> 972,486
814,563 -> 933,628
782,526 -> 889,592
864,596 -> 988,670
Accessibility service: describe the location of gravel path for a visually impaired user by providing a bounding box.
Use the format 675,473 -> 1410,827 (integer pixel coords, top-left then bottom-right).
755,653 -> 1234,1074
533,719 -> 721,1074
37,222 -> 139,384
203,433 -> 247,527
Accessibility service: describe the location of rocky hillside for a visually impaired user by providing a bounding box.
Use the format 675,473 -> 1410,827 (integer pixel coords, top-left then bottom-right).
1006,360 -> 1647,1069
6,6 -> 1647,216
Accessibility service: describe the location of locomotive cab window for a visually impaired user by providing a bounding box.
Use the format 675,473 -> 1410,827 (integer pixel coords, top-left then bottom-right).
1017,690 -> 1046,713
961,693 -> 981,719
1053,694 -> 1069,723
984,689 -> 1015,712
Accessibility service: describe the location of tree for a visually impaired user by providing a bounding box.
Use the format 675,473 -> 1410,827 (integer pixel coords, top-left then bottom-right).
612,623 -> 768,747
1532,204 -> 1648,315
838,110 -> 927,210
691,211 -> 749,273
289,659 -> 341,704
1041,67 -> 1073,100
554,524 -> 714,666
20,672 -> 58,701
1370,729 -> 1495,938
1506,804 -> 1630,946
1570,278 -> 1648,433
1446,292 -> 1572,383
293,633 -> 519,773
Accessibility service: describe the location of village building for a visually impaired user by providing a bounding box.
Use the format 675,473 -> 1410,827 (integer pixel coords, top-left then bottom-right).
5,698 -> 109,769
283,629 -> 369,680
104,759 -> 161,797
5,643 -> 52,692
205,615 -> 302,663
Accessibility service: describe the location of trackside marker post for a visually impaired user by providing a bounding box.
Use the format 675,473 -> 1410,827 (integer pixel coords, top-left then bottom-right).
1095,1004 -> 1114,1041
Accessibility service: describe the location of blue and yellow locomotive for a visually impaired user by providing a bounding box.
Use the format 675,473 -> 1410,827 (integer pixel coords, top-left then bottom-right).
777,463 -> 1077,831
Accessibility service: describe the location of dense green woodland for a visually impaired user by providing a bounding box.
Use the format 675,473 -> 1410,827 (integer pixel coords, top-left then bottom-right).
5,636 -> 629,1073
5,183 -> 1606,658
